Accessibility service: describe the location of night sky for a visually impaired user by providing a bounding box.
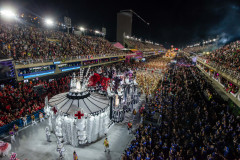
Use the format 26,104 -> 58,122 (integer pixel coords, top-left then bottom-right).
2,0 -> 240,48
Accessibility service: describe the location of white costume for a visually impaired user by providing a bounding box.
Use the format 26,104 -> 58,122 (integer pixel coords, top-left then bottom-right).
10,134 -> 15,144
39,113 -> 44,122
23,116 -> 27,127
32,119 -> 37,125
45,127 -> 51,142
57,142 -> 65,159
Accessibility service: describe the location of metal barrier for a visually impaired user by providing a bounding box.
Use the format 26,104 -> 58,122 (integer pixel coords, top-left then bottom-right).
15,54 -> 126,65
0,109 -> 44,136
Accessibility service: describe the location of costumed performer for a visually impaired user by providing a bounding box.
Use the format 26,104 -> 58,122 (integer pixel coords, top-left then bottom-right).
57,142 -> 65,159
103,138 -> 110,153
0,141 -> 11,157
31,114 -> 37,126
45,127 -> 51,142
73,151 -> 78,160
13,124 -> 18,136
22,115 -> 27,127
39,112 -> 44,122
9,152 -> 19,160
9,129 -> 15,144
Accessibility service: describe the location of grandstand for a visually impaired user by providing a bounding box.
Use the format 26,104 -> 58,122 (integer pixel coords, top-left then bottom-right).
183,40 -> 240,109
124,38 -> 165,51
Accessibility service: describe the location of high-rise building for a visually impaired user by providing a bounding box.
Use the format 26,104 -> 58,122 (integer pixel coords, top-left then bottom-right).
116,11 -> 132,45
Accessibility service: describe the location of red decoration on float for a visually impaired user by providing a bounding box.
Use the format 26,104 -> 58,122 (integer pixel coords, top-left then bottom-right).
52,107 -> 57,114
75,111 -> 84,119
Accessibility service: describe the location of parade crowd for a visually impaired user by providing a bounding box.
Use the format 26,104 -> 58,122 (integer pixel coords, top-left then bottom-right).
122,57 -> 240,160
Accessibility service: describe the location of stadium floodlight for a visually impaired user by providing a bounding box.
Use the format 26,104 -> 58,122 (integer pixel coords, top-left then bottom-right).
45,18 -> 54,26
80,27 -> 85,31
0,7 -> 16,20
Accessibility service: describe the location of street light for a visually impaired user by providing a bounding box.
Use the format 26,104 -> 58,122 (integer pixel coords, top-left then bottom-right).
95,30 -> 100,34
45,18 -> 54,26
0,7 -> 17,20
80,27 -> 85,31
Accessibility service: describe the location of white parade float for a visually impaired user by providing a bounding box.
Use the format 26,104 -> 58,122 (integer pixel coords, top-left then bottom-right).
44,67 -> 110,146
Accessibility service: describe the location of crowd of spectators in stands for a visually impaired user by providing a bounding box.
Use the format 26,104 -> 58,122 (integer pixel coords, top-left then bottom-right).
0,24 -> 124,65
124,39 -> 164,51
183,44 -> 216,53
125,39 -> 147,50
200,40 -> 240,78
0,76 -> 71,127
122,57 -> 240,160
184,40 -> 240,79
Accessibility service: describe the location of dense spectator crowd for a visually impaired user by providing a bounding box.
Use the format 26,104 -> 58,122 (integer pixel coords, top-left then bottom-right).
124,39 -> 164,51
183,44 -> 216,53
200,40 -> 240,79
0,76 -> 71,127
125,39 -> 147,50
0,24 -> 124,64
122,57 -> 240,159
184,40 -> 240,79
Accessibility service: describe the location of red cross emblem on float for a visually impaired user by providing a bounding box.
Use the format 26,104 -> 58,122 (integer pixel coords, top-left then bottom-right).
75,111 -> 84,119
52,107 -> 57,114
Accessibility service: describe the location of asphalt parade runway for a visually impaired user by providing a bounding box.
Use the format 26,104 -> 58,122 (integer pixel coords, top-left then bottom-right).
0,110 -> 140,160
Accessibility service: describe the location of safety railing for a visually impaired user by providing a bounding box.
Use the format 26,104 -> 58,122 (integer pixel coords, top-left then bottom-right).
14,53 -> 127,65
0,109 -> 44,136
198,58 -> 240,82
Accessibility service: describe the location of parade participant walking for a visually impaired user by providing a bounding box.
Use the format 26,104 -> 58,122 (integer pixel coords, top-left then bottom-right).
103,138 -> 110,152
45,127 -> 51,142
10,152 -> 20,160
57,142 -> 65,159
9,129 -> 15,144
132,109 -> 137,120
73,151 -> 78,160
31,114 -> 37,126
39,112 -> 44,122
127,121 -> 132,134
22,115 -> 27,127
13,124 -> 18,135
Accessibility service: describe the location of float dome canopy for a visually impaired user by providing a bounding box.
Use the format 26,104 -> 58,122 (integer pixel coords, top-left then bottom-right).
49,91 -> 109,115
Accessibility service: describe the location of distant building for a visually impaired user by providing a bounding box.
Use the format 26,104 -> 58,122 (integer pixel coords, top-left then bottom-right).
116,11 -> 132,45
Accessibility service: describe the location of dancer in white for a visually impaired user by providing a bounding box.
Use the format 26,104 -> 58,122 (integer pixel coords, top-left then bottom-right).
22,115 -> 27,127
39,112 -> 44,122
57,142 -> 65,159
9,129 -> 15,144
45,127 -> 51,142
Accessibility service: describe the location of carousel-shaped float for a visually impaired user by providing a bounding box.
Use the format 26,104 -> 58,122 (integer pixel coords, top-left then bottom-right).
44,68 -> 110,146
